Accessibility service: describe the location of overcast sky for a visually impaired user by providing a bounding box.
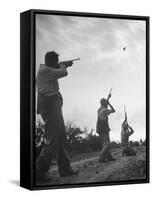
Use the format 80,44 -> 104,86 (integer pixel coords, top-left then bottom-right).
36,14 -> 146,141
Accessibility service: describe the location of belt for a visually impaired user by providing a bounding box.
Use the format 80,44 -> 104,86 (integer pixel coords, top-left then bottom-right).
38,92 -> 62,100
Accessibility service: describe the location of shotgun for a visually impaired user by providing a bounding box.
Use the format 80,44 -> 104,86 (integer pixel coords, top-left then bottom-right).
124,105 -> 127,123
107,88 -> 112,101
60,58 -> 80,67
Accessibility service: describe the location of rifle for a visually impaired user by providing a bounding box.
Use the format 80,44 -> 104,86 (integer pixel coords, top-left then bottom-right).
124,105 -> 128,123
60,58 -> 80,67
107,88 -> 112,101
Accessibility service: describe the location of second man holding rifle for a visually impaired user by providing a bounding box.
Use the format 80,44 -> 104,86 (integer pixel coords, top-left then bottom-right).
96,90 -> 116,162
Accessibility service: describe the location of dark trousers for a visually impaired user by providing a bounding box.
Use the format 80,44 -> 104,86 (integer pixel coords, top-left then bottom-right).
99,132 -> 113,161
36,93 -> 72,177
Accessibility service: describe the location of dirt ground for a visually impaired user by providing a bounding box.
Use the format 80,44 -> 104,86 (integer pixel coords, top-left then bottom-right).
36,146 -> 146,186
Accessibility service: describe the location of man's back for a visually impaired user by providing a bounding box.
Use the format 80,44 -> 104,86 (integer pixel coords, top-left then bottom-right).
36,64 -> 67,96
121,130 -> 130,146
121,127 -> 134,146
98,107 -> 114,121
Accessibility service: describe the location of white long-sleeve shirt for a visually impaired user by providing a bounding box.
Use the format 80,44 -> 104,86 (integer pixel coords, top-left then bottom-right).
36,64 -> 67,96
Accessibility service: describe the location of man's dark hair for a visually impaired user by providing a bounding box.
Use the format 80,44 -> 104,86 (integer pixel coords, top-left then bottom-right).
100,98 -> 108,108
45,51 -> 59,67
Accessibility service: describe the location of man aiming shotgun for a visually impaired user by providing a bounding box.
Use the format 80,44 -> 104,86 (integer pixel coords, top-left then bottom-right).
121,106 -> 136,156
36,51 -> 79,183
96,88 -> 116,162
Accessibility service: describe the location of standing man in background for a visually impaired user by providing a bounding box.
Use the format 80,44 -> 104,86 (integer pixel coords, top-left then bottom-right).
96,92 -> 116,162
36,51 -> 79,183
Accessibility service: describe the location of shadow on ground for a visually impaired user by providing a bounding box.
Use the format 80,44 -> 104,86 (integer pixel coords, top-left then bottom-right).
9,180 -> 20,186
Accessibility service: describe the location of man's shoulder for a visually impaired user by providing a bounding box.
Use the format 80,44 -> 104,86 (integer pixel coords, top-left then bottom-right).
98,107 -> 107,111
101,108 -> 110,114
98,108 -> 108,117
39,64 -> 50,72
122,130 -> 129,135
38,64 -> 55,76
121,131 -> 126,135
103,108 -> 109,111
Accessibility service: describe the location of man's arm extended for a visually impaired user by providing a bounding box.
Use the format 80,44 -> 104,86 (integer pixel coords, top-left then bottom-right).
128,126 -> 134,136
44,64 -> 68,80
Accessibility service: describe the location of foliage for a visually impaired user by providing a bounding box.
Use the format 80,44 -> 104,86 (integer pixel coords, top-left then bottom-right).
129,141 -> 140,147
35,120 -> 146,157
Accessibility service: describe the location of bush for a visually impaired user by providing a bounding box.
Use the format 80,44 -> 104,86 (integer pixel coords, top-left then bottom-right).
35,120 -> 143,157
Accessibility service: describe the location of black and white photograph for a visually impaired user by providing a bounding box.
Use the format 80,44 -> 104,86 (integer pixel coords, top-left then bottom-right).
0,0 -> 153,197
34,11 -> 149,188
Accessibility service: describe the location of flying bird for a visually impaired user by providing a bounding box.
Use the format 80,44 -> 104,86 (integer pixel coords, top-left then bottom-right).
123,47 -> 127,51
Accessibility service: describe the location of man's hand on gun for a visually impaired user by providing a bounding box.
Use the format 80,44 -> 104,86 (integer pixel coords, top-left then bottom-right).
106,89 -> 115,113
60,58 -> 80,68
106,88 -> 112,105
63,61 -> 73,68
107,88 -> 112,101
107,93 -> 111,100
